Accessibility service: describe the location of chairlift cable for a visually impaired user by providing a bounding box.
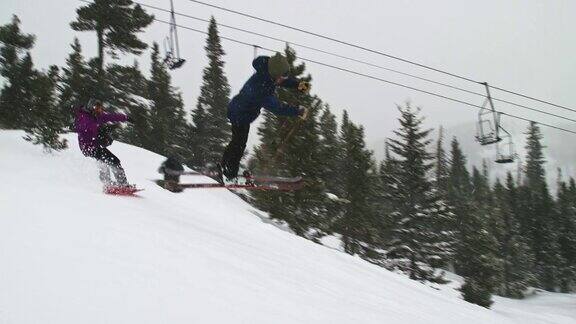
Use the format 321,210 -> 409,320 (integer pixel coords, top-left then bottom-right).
153,18 -> 576,136
183,0 -> 576,114
133,0 -> 576,124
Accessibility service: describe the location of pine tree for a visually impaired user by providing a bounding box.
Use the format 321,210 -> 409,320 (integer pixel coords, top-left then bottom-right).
317,105 -> 342,194
189,17 -> 231,168
332,111 -> 377,255
315,105 -> 347,239
189,103 -> 209,167
434,126 -> 449,195
443,140 -> 500,306
467,167 -> 502,305
146,43 -> 187,158
107,61 -> 152,150
23,65 -> 68,151
386,103 -> 455,281
458,214 -> 501,307
556,176 -> 576,292
491,173 -> 537,298
70,0 -> 153,74
521,122 -> 563,290
0,16 -> 35,129
471,166 -> 492,208
59,38 -> 93,128
447,137 -> 472,272
429,127 -> 455,269
376,142 -> 400,248
458,171 -> 501,307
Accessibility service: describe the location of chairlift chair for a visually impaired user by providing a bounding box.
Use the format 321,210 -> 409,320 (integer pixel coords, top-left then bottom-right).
494,125 -> 516,164
163,0 -> 186,70
475,82 -> 502,145
476,106 -> 502,145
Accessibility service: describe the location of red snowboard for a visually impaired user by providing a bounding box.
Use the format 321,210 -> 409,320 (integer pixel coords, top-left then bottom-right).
103,185 -> 143,196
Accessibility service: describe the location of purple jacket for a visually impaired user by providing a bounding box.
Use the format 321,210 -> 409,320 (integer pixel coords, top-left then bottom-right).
74,108 -> 127,154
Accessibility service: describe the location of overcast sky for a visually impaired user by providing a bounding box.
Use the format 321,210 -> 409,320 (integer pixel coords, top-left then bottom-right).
2,0 -> 576,159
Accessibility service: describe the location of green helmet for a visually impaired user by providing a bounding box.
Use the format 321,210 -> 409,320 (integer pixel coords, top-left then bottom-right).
268,52 -> 290,79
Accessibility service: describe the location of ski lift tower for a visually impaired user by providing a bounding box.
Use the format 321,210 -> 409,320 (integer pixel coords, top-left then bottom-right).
476,82 -> 502,145
163,0 -> 186,70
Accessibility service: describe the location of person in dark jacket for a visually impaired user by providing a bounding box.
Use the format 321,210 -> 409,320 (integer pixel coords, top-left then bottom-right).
219,52 -> 310,183
158,156 -> 185,192
74,101 -> 130,187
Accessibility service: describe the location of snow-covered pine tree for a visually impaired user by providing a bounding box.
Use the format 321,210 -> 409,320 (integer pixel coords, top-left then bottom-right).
386,103 -> 455,281
0,16 -> 35,129
520,122 -> 563,291
447,137 -> 473,273
189,103 -> 209,168
471,165 -> 492,209
428,127 -> 455,269
58,38 -> 93,129
456,166 -> 502,307
376,141 -> 401,249
70,0 -> 153,75
458,211 -> 501,307
107,61 -> 152,150
491,173 -> 536,298
23,65 -> 68,151
147,43 -> 188,159
189,17 -> 231,168
555,176 -> 576,292
434,126 -> 449,195
332,111 -> 378,255
317,105 -> 342,195
251,45 -> 327,238
315,105 -> 347,238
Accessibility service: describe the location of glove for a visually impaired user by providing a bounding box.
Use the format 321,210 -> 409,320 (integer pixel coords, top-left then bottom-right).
297,81 -> 311,93
298,106 -> 309,121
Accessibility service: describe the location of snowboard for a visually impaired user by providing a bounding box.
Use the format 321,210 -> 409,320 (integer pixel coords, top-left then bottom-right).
103,185 -> 143,196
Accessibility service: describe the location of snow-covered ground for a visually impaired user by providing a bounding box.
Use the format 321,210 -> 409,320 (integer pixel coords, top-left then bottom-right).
1,130 -> 574,324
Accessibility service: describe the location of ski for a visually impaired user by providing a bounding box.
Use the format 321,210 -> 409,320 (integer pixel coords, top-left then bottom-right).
181,171 -> 303,184
154,179 -> 303,192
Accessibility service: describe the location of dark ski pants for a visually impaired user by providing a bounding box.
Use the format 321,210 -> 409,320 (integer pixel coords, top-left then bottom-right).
221,123 -> 250,179
87,147 -> 128,185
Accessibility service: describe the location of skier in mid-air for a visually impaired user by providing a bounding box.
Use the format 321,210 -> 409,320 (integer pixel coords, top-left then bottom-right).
218,52 -> 310,184
75,100 -> 131,189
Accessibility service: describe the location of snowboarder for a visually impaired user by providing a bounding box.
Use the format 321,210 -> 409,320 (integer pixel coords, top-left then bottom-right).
158,156 -> 185,192
74,100 -> 131,188
219,52 -> 310,184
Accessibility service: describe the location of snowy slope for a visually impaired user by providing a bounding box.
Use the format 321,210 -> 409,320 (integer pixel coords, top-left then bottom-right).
1,130 -> 574,324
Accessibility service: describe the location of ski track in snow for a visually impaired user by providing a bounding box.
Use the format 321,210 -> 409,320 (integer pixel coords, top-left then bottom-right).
0,130 -> 574,324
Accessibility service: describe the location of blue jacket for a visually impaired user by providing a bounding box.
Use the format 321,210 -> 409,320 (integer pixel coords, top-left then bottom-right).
228,56 -> 300,125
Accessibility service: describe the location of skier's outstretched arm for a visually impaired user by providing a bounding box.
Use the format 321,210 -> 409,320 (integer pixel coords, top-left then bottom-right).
96,112 -> 128,125
262,95 -> 300,117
